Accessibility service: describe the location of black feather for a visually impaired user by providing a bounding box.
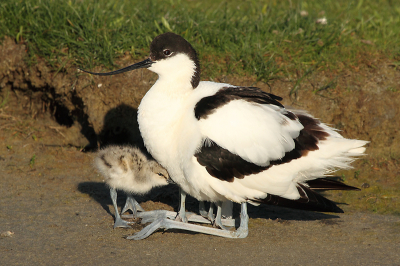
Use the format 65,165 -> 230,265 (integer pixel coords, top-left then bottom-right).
306,177 -> 360,191
252,183 -> 344,213
195,140 -> 268,182
194,86 -> 283,120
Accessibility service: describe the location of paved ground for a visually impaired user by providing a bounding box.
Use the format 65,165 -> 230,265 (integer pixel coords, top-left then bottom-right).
1,141 -> 399,266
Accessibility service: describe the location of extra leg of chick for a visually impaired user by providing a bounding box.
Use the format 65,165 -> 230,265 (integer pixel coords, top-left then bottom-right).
120,194 -> 145,219
199,200 -> 235,227
139,192 -> 235,227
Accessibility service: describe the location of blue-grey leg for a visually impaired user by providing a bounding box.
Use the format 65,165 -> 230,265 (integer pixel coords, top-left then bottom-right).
235,202 -> 249,238
199,201 -> 208,218
208,202 -> 215,222
138,209 -> 235,226
130,191 -> 222,225
110,188 -> 132,229
120,195 -> 145,218
176,188 -> 188,223
214,202 -> 230,230
139,210 -> 211,224
200,201 -> 235,227
128,202 -> 249,240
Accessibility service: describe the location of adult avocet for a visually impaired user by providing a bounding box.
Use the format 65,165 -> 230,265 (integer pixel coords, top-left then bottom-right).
83,32 -> 367,239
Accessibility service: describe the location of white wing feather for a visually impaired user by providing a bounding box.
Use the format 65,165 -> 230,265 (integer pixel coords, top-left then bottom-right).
198,99 -> 303,166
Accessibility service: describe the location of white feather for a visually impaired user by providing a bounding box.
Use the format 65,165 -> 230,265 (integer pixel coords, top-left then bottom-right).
199,100 -> 303,166
138,53 -> 368,204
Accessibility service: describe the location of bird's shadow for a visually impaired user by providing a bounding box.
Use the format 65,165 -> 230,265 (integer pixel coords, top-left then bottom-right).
96,104 -> 145,150
77,181 -> 342,223
77,182 -> 199,218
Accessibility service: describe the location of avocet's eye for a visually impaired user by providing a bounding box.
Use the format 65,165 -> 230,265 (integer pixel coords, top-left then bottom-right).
163,49 -> 172,56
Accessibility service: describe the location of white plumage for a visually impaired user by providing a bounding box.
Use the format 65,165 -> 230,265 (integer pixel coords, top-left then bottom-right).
138,65 -> 366,205
83,32 -> 368,239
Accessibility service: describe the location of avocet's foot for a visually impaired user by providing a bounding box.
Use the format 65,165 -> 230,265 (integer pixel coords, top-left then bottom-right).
137,210 -> 176,223
120,195 -> 145,219
127,203 -> 249,240
128,217 -> 245,239
218,217 -> 235,228
138,210 -> 235,226
175,211 -> 188,223
138,210 -> 211,224
113,216 -> 133,229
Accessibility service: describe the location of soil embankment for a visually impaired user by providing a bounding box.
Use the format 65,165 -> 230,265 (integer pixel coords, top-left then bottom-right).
1,37 -> 399,265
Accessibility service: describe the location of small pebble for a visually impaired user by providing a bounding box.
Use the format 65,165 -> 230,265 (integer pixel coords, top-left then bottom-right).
361,183 -> 370,188
1,231 -> 14,238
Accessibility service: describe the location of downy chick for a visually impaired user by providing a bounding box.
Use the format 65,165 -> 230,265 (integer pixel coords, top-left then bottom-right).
95,145 -> 169,228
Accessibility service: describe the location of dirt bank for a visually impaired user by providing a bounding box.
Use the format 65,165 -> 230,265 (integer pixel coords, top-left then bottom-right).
1,37 -> 399,265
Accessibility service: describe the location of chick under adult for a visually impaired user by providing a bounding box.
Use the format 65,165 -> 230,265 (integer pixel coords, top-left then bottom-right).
95,145 -> 169,228
85,33 -> 368,239
95,145 -> 227,228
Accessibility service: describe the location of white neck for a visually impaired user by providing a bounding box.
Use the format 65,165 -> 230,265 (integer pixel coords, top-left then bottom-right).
148,53 -> 197,94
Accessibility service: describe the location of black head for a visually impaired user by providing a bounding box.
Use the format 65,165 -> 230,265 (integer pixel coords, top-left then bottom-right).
149,32 -> 200,88
79,32 -> 201,88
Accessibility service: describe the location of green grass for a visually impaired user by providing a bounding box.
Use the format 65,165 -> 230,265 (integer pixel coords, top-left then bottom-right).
1,0 -> 399,82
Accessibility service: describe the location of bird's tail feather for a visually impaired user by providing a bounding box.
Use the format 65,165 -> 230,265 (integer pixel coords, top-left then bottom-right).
251,177 -> 359,213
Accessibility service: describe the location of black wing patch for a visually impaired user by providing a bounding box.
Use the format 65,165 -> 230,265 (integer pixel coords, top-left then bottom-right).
252,183 -> 344,213
194,88 -> 331,182
195,114 -> 330,182
194,86 -> 283,120
194,140 -> 268,182
295,114 -> 329,153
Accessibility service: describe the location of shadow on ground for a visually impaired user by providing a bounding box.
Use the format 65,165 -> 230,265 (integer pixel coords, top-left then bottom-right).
78,181 -> 340,224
